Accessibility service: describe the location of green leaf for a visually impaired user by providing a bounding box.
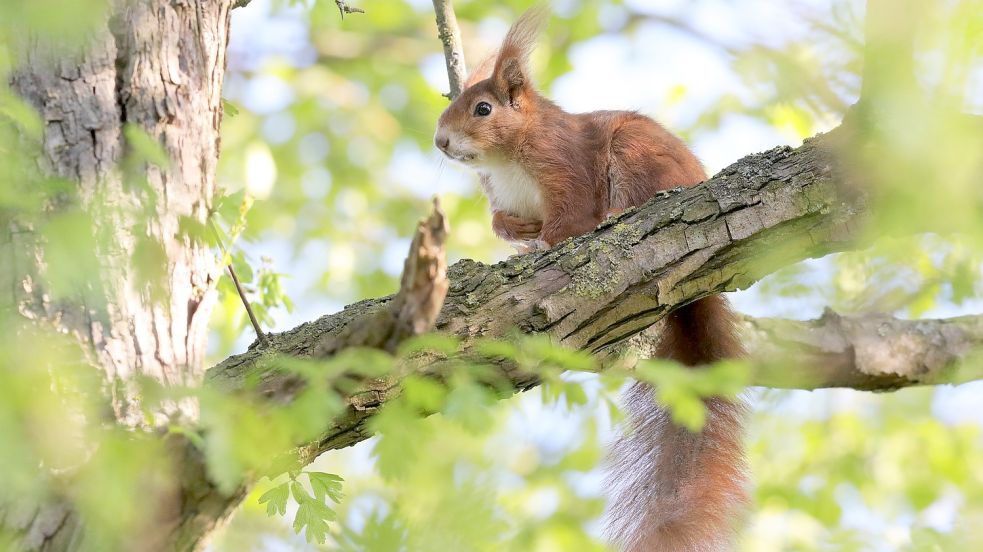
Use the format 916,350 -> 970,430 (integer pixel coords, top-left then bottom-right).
213,190 -> 247,226
177,215 -> 211,247
123,124 -> 170,168
231,252 -> 254,284
473,338 -> 520,361
443,382 -> 495,434
402,376 -> 447,413
290,480 -> 310,503
522,335 -> 595,371
561,380 -> 588,409
307,471 -> 344,504
40,209 -> 103,302
293,501 -> 332,544
289,479 -> 337,544
329,348 -> 395,378
369,400 -> 427,480
335,511 -> 407,551
222,98 -> 240,118
656,386 -> 707,432
257,482 -> 289,517
0,92 -> 43,139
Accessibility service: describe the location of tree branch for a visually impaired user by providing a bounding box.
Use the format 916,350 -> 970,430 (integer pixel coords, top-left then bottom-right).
740,310 -> 983,390
334,1 -> 365,19
431,0 -> 467,99
617,311 -> 983,391
200,114 -> 983,485
208,129 -> 871,460
226,263 -> 270,348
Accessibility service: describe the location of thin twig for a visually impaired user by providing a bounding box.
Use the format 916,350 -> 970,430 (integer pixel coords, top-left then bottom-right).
227,263 -> 270,348
208,219 -> 270,348
335,1 -> 365,20
431,0 -> 467,100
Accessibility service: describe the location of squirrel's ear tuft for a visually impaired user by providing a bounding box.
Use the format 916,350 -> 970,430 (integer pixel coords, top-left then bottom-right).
492,6 -> 547,106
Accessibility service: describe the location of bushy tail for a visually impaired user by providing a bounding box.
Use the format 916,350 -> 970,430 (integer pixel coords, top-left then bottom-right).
604,295 -> 749,552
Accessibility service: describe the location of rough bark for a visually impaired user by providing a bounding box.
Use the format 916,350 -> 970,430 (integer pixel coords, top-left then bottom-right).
2,0 -> 234,548
6,0 -> 230,423
209,130 -> 868,459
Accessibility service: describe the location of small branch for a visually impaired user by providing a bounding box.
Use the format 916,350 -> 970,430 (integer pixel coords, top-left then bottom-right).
232,0 -> 253,9
431,0 -> 467,100
625,310 -> 983,391
335,1 -> 365,20
740,310 -> 983,390
208,218 -> 269,348
316,198 -> 449,356
227,264 -> 270,348
387,197 -> 451,350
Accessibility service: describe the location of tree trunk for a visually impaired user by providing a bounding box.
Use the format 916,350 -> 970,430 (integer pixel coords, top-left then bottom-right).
2,0 -> 233,548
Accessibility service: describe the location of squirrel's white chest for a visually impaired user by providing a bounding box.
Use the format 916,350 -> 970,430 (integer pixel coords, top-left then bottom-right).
475,160 -> 544,219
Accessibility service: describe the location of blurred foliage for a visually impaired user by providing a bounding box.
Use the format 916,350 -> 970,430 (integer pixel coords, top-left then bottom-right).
745,388 -> 983,551
1,0 -> 983,551
217,335 -> 614,550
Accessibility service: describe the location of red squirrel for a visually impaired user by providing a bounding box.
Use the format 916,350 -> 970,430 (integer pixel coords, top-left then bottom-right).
434,8 -> 747,552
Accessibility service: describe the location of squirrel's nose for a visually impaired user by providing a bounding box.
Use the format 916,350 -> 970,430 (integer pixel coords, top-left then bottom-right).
434,133 -> 450,151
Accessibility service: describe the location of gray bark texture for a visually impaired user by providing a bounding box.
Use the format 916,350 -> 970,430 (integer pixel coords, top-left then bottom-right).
2,0 -> 233,549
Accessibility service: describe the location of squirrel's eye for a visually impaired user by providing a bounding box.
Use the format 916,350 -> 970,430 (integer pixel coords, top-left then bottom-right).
473,102 -> 492,117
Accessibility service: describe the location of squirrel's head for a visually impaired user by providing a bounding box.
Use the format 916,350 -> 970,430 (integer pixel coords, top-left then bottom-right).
434,7 -> 547,166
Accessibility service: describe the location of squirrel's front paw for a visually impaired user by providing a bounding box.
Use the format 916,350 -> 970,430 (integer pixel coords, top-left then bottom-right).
512,241 -> 535,255
511,239 -> 549,255
493,211 -> 543,241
